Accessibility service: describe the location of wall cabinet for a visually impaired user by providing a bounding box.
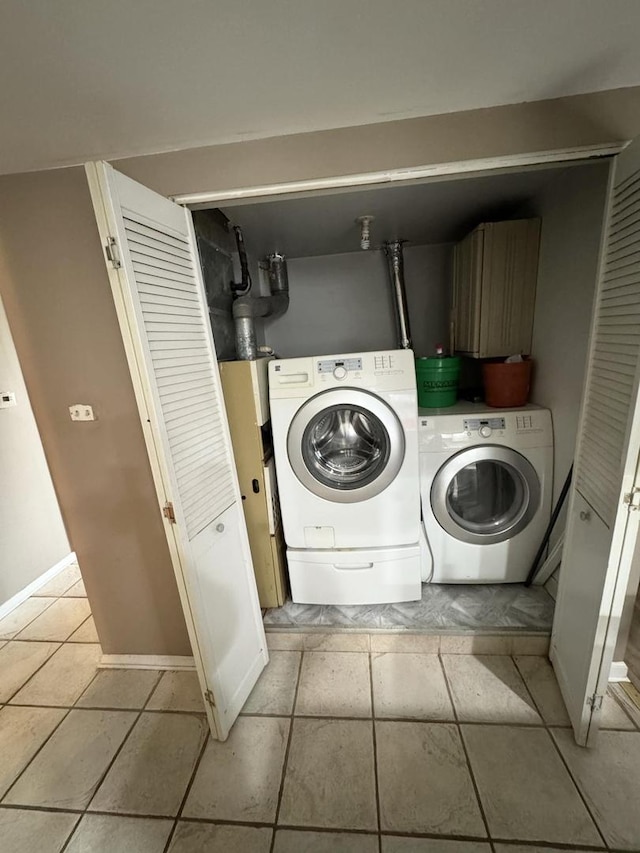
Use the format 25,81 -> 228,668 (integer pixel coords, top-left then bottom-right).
219,358 -> 288,608
452,218 -> 541,358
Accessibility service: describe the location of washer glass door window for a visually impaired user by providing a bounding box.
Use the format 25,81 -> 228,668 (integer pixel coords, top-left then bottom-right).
302,404 -> 390,490
287,389 -> 406,504
431,446 -> 541,544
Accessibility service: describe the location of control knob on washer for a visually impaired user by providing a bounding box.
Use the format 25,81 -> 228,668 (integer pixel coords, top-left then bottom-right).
333,366 -> 348,380
479,425 -> 492,438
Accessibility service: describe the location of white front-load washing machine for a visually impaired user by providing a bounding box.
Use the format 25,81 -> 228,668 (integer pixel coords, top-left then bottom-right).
419,402 -> 553,583
269,349 -> 421,605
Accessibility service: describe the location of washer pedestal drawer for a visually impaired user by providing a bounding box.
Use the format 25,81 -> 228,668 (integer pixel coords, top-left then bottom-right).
286,544 -> 421,605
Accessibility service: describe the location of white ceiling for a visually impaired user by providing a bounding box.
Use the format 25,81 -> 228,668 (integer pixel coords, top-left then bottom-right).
219,164 -> 592,258
1,0 -> 640,176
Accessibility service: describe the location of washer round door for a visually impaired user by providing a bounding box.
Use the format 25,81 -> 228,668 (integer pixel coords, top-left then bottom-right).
287,388 -> 406,504
431,445 -> 541,544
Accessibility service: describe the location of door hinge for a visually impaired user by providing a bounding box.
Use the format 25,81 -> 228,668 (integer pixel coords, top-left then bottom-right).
204,689 -> 216,708
105,236 -> 122,269
162,501 -> 176,524
587,693 -> 604,711
623,487 -> 640,511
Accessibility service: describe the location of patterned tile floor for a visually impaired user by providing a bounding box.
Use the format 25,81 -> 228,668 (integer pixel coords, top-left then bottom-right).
2,563 -> 640,852
264,583 -> 555,632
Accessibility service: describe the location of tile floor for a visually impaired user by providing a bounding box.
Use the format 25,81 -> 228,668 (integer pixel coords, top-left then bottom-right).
1,563 -> 640,852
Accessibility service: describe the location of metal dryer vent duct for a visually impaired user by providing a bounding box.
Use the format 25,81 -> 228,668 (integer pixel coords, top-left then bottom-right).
233,252 -> 289,360
383,240 -> 412,350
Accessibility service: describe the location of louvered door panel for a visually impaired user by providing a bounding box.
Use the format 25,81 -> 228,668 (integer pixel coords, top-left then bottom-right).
87,161 -> 267,742
550,138 -> 640,747
575,164 -> 640,528
124,216 -> 235,539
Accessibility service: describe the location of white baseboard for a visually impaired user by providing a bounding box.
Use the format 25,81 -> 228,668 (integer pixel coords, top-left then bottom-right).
0,552 -> 77,622
99,654 -> 195,671
609,660 -> 630,682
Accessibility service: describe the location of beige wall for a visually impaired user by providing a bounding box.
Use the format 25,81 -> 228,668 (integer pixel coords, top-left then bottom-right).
0,168 -> 190,655
0,293 -> 70,604
1,86 -> 640,654
114,87 -> 640,197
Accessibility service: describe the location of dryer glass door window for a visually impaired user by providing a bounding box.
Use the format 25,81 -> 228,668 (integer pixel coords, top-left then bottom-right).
302,405 -> 390,490
431,446 -> 541,545
447,460 -> 523,534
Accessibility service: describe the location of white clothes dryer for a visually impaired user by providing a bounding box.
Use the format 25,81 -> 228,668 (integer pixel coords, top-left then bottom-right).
419,402 -> 553,583
269,350 -> 421,605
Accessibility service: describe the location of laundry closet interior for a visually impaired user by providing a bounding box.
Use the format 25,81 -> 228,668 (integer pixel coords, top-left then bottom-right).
190,156 -> 612,639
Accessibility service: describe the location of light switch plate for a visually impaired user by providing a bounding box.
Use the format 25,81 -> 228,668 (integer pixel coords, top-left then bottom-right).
69,404 -> 96,422
0,391 -> 16,408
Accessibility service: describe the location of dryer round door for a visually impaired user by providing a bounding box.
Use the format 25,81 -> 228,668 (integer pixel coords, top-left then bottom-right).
431,445 -> 541,545
287,388 -> 405,504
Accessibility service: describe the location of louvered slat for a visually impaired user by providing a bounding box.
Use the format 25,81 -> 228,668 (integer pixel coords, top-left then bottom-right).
575,165 -> 640,527
132,261 -> 196,285
123,215 -> 236,539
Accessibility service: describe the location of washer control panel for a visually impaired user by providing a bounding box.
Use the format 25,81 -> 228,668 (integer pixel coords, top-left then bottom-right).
317,357 -> 362,377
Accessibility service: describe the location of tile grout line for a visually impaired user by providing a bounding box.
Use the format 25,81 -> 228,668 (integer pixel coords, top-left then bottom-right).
438,651 -> 494,846
143,669 -> 168,712
268,647 -> 305,853
239,708 -> 571,727
8,701 -> 208,717
2,645 -> 66,706
55,667 -> 210,852
0,703 -> 75,805
511,654 -> 609,850
0,801 -> 611,850
544,726 -> 610,850
12,595 -> 91,644
0,594 -> 60,642
53,662 -> 169,849
368,652 -> 382,853
160,724 -> 212,853
66,612 -> 95,643
0,596 -> 103,814
56,704 -> 147,852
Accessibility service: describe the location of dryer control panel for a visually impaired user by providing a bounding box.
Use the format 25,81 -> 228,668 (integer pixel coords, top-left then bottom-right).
418,403 -> 553,451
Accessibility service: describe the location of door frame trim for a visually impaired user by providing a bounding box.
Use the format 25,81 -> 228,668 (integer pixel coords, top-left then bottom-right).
171,143 -> 625,208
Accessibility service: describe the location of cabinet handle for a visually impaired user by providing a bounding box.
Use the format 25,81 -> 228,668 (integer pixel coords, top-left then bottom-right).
216,523 -> 225,533
252,479 -> 260,494
579,510 -> 591,522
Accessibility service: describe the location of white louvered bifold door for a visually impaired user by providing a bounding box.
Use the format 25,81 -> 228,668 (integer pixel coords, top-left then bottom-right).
551,138 -> 640,746
86,162 -> 267,741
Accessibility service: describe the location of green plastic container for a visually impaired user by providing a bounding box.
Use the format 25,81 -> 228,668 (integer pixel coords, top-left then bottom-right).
415,355 -> 462,408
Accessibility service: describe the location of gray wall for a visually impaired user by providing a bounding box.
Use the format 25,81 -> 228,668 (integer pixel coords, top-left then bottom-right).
0,294 -> 70,605
525,161 -> 611,532
264,244 -> 451,358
